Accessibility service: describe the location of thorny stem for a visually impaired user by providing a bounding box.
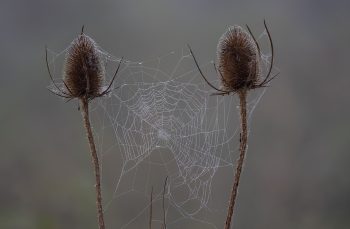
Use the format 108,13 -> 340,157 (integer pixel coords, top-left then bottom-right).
225,91 -> 248,229
80,98 -> 105,229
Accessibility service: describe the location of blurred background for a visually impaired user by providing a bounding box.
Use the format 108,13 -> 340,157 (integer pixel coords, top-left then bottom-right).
1,0 -> 350,228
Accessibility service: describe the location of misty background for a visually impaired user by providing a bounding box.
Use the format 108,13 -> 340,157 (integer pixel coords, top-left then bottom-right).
1,0 -> 350,228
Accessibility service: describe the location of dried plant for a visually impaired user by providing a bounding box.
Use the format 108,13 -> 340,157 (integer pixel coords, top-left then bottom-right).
46,21 -> 276,229
162,176 -> 168,229
149,187 -> 153,229
189,20 -> 277,229
46,26 -> 122,229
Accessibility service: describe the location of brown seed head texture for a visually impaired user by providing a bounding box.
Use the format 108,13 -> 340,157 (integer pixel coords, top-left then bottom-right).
217,26 -> 261,92
64,33 -> 105,99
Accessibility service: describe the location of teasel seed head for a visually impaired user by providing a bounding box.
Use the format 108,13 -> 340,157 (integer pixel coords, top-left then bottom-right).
63,31 -> 105,99
217,25 -> 261,92
46,27 -> 122,102
189,20 -> 276,96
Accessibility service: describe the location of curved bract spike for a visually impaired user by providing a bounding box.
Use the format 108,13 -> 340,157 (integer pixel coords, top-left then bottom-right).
246,24 -> 261,56
188,44 -> 231,94
259,20 -> 274,86
81,25 -> 85,35
47,88 -> 71,99
100,57 -> 123,96
45,46 -> 71,97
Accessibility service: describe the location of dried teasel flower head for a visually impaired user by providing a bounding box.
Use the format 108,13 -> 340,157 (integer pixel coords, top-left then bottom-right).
63,30 -> 105,99
189,20 -> 277,96
46,26 -> 122,101
216,25 -> 260,92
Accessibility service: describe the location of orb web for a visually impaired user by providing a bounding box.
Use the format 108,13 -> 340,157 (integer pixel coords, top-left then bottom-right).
94,50 -> 269,229
46,29 -> 275,229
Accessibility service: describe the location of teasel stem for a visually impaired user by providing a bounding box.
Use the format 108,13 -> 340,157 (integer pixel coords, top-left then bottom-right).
225,90 -> 248,229
80,98 -> 105,229
162,176 -> 168,229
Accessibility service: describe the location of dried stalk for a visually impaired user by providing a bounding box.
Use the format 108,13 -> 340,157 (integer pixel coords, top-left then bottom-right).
80,98 -> 105,229
149,187 -> 153,229
162,176 -> 168,229
224,91 -> 248,229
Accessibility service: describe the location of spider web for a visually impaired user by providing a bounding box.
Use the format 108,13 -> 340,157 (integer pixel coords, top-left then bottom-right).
46,30 -> 273,228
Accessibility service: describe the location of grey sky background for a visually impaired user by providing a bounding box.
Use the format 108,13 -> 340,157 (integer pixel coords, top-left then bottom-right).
1,0 -> 350,228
